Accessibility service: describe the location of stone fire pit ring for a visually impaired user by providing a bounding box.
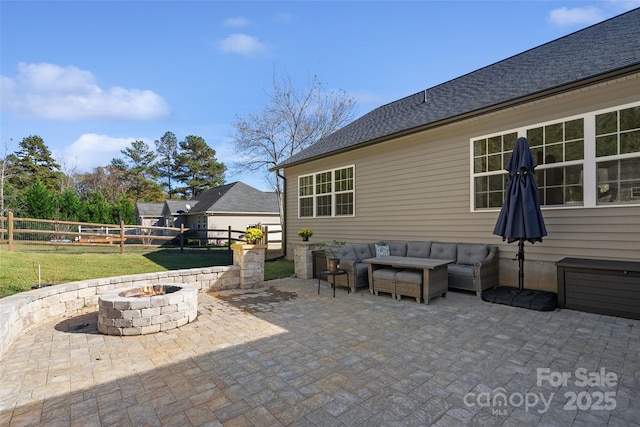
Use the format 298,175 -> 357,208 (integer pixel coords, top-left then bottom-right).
98,284 -> 198,336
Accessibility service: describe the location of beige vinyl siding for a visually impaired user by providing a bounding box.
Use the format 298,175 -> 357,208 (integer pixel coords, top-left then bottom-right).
206,214 -> 280,232
284,74 -> 640,292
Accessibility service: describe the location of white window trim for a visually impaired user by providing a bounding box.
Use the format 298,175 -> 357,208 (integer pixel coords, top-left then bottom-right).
298,165 -> 356,218
470,101 -> 640,212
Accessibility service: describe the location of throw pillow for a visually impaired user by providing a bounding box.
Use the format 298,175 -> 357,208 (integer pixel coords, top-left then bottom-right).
375,244 -> 390,257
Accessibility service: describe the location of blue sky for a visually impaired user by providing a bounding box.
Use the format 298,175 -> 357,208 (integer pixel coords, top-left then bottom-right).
2,1 -> 639,191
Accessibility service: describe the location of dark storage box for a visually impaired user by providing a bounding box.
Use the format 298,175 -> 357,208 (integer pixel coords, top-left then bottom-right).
556,257 -> 640,320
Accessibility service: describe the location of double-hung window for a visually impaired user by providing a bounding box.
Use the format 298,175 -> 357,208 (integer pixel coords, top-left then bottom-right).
473,132 -> 518,209
298,166 -> 355,218
472,102 -> 640,210
527,118 -> 584,206
595,106 -> 640,204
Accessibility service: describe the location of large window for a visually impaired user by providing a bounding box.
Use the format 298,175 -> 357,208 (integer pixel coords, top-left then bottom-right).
595,106 -> 640,204
471,102 -> 640,210
527,118 -> 584,206
298,166 -> 355,218
473,132 -> 517,209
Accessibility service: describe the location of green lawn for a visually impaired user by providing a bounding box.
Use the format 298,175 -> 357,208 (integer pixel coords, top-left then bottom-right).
0,246 -> 293,298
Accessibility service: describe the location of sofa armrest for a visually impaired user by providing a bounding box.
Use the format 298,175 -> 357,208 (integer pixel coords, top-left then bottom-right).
337,259 -> 357,273
473,246 -> 499,291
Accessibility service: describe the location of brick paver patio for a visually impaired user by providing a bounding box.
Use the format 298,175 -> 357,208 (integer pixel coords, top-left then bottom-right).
1,278 -> 638,426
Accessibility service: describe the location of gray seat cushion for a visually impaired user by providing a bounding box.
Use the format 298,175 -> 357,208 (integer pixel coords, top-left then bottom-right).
372,268 -> 400,280
406,241 -> 431,258
387,242 -> 407,257
447,263 -> 474,278
430,242 -> 457,260
395,269 -> 422,284
457,244 -> 489,265
353,243 -> 373,261
353,262 -> 368,276
336,245 -> 357,261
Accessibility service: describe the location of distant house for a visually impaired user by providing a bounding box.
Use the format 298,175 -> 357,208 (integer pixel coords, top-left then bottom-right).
161,181 -> 281,243
134,202 -> 164,227
273,9 -> 640,293
162,200 -> 193,228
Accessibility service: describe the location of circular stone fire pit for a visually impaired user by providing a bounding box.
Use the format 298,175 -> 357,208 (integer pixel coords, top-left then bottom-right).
97,284 -> 198,336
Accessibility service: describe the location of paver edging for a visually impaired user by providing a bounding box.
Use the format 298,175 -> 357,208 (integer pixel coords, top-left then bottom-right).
0,266 -> 240,359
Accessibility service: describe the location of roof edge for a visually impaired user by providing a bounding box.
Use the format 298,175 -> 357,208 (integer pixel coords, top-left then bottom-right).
271,65 -> 640,171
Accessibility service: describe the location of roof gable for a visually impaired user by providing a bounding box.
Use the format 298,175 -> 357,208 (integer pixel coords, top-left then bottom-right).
164,199 -> 197,216
276,8 -> 640,168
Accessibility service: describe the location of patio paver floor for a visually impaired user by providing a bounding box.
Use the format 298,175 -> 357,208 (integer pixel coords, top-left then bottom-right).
1,278 -> 638,426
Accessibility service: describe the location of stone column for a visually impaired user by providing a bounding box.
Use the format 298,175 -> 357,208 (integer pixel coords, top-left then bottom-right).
292,242 -> 321,279
232,244 -> 267,288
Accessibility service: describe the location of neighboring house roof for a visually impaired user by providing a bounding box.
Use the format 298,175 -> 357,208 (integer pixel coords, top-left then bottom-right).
275,8 -> 640,169
135,202 -> 164,217
189,182 -> 279,214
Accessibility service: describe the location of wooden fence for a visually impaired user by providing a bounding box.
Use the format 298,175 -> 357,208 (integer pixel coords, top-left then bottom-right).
0,212 -> 281,255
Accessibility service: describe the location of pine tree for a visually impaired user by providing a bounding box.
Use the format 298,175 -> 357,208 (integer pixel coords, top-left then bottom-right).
111,195 -> 135,225
13,135 -> 62,191
82,191 -> 111,223
24,180 -> 56,220
154,131 -> 179,199
56,187 -> 82,221
175,135 -> 226,198
111,140 -> 164,202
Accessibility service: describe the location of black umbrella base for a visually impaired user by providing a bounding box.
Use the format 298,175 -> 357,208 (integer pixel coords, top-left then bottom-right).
482,286 -> 557,311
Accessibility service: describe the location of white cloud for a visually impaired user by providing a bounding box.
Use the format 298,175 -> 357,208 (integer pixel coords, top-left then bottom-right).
224,17 -> 249,28
58,133 -> 150,172
548,1 -> 640,27
217,33 -> 268,57
548,6 -> 606,26
0,62 -> 171,120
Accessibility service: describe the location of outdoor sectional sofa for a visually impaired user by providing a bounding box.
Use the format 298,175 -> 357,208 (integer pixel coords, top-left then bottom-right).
330,241 -> 499,299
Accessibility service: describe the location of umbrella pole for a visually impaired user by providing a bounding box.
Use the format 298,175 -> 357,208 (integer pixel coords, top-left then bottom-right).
518,239 -> 525,292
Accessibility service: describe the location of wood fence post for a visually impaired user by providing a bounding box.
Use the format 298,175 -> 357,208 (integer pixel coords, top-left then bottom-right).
180,224 -> 185,253
8,211 -> 14,253
263,225 -> 268,258
120,220 -> 125,254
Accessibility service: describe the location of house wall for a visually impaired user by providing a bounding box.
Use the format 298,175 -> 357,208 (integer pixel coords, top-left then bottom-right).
192,214 -> 281,244
283,73 -> 640,292
203,214 -> 280,231
138,217 -> 163,228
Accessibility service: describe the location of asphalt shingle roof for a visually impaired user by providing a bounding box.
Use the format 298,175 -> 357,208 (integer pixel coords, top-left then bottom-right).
189,181 -> 279,214
276,8 -> 640,169
135,202 -> 164,217
165,199 -> 195,215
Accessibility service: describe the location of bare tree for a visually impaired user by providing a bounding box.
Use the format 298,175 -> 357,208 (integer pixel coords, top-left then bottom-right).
0,138 -> 16,216
57,158 -> 80,193
231,72 -> 357,221
75,165 -> 130,204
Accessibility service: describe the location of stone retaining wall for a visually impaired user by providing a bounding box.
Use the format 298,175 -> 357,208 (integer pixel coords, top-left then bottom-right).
0,266 -> 240,359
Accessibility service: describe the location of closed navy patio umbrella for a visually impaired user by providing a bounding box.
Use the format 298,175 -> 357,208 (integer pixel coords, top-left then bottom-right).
493,137 -> 547,292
